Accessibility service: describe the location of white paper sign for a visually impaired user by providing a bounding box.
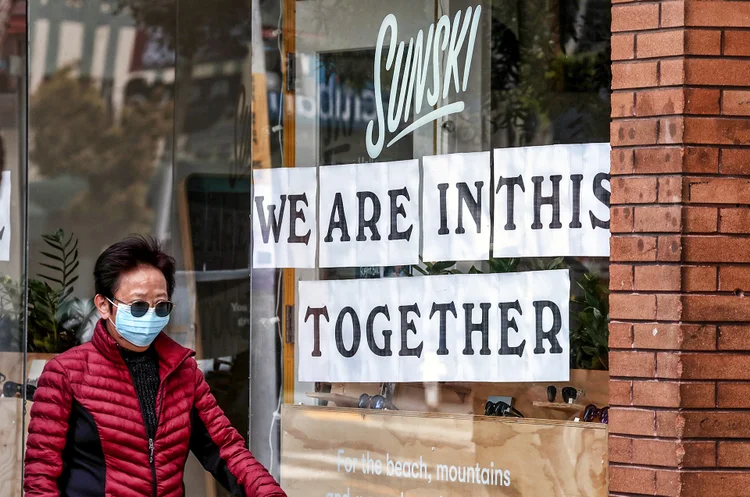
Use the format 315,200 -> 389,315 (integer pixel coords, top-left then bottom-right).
0,171 -> 10,261
319,160 -> 420,268
298,270 -> 570,383
252,167 -> 317,268
493,143 -> 610,257
422,152 -> 491,262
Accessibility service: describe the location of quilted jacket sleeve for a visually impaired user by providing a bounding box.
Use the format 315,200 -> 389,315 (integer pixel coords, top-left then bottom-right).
191,364 -> 286,497
24,358 -> 73,496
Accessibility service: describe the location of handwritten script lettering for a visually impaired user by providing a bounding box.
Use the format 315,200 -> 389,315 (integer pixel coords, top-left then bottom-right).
366,6 -> 482,159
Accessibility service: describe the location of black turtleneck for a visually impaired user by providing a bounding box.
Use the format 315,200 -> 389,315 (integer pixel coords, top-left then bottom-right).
120,347 -> 160,438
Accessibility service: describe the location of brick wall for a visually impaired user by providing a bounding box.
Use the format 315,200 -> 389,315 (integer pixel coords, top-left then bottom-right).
609,1 -> 750,495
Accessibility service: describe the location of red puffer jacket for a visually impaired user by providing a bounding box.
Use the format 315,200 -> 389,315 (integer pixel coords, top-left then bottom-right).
25,320 -> 286,497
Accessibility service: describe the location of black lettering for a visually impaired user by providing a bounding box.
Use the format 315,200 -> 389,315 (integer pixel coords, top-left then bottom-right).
287,193 -> 311,244
356,191 -> 382,241
304,306 -> 329,357
456,181 -> 484,234
398,304 -> 423,358
255,195 -> 287,243
366,305 -> 392,357
430,302 -> 457,356
462,303 -> 491,355
498,301 -> 525,357
335,307 -> 361,358
388,188 -> 413,241
324,193 -> 351,242
533,300 -> 563,354
531,175 -> 563,230
589,173 -> 611,230
496,175 -> 525,230
569,174 -> 583,229
437,183 -> 450,235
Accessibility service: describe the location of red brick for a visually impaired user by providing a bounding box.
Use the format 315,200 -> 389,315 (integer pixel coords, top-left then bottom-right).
660,59 -> 685,86
611,236 -> 658,262
611,147 -> 635,174
631,439 -> 681,467
718,442 -> 750,468
656,469 -> 681,497
720,268 -> 750,292
612,3 -> 659,32
611,177 -> 658,204
659,117 -> 685,145
656,352 -> 682,379
634,205 -> 682,232
684,295 -> 750,322
685,147 -> 719,173
610,264 -> 634,291
685,88 -> 721,115
633,323 -> 716,351
681,411 -> 750,438
611,206 -> 635,233
634,265 -> 680,291
609,436 -> 632,464
656,410 -> 682,438
612,34 -> 635,61
685,29 -> 721,56
683,265 -> 718,291
635,147 -> 682,174
613,62 -> 659,90
610,294 -> 657,320
610,466 -> 655,495
718,326 -> 750,351
610,379 -> 633,406
718,382 -> 750,408
612,119 -> 659,146
686,1 -> 750,28
686,59 -> 750,87
724,31 -> 750,57
722,149 -> 750,175
687,177 -> 750,204
633,380 -> 680,407
657,294 -> 682,320
684,236 -> 750,262
723,90 -> 750,117
637,30 -> 683,58
681,353 -> 750,380
610,408 -> 655,436
682,472 -> 750,497
685,207 -> 718,233
636,88 -> 684,116
657,235 -> 683,262
661,2 -> 685,28
685,117 -> 750,145
683,441 -> 718,468
658,176 -> 683,203
610,322 -> 634,349
611,91 -> 635,118
610,350 -> 656,377
681,382 -> 717,408
720,208 -> 750,234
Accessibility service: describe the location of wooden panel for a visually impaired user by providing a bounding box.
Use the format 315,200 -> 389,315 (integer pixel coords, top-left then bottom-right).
281,405 -> 608,497
328,368 -> 609,420
0,399 -> 27,497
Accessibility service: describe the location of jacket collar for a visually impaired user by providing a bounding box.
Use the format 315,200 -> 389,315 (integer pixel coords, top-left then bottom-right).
92,319 -> 194,373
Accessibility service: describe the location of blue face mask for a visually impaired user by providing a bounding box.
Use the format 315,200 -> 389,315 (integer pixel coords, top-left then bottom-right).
107,298 -> 169,348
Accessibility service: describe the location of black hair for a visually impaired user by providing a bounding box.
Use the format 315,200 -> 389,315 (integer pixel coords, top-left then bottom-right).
94,235 -> 176,299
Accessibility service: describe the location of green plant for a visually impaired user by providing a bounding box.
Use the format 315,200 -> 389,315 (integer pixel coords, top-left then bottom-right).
570,272 -> 609,370
412,258 -> 461,276
27,230 -> 96,353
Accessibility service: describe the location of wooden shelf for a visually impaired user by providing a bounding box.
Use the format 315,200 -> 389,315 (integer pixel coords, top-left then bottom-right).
306,392 -> 360,408
532,401 -> 586,412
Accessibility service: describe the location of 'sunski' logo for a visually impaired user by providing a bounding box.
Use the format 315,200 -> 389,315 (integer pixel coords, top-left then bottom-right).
366,6 -> 482,160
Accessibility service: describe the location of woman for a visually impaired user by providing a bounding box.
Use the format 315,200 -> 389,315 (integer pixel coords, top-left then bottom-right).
25,236 -> 286,497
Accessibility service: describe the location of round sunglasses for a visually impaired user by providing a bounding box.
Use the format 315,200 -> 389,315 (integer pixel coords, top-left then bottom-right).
110,298 -> 175,318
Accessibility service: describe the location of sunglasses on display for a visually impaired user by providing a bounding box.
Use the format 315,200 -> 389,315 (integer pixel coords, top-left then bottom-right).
3,381 -> 36,401
583,404 -> 609,424
358,394 -> 397,410
484,401 -> 524,418
546,385 -> 585,404
111,298 -> 175,318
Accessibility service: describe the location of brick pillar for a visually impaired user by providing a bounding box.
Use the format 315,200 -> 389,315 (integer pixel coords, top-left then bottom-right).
609,1 -> 750,495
